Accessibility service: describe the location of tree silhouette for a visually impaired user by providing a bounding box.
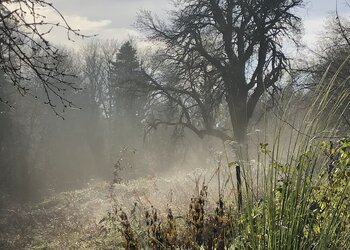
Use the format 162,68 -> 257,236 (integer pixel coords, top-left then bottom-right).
112,41 -> 147,121
300,15 -> 350,131
0,0 -> 88,116
138,0 -> 303,143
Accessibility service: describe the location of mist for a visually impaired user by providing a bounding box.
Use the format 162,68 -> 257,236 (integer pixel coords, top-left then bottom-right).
0,40 -> 216,203
1,0 -> 349,249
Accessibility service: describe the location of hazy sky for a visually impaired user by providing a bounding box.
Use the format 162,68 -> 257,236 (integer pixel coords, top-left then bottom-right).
43,0 -> 350,49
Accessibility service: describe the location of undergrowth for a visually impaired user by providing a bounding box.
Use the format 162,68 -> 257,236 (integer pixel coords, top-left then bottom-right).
99,139 -> 350,249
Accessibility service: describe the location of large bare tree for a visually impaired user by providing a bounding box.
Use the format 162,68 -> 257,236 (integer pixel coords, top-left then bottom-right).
138,0 -> 303,143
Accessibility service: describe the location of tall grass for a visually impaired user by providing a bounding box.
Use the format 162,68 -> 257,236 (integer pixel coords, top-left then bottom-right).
234,60 -> 350,249
100,64 -> 350,249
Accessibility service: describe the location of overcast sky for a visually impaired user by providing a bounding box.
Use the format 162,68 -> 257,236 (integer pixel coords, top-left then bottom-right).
43,0 -> 350,50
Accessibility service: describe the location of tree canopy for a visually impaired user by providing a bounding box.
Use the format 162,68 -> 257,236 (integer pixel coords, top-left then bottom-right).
138,0 -> 303,143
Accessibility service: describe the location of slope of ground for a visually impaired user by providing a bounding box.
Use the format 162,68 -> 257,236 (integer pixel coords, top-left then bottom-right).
0,168 -> 220,249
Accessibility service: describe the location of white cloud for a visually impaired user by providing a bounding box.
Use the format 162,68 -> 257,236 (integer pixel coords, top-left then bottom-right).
34,5 -> 157,50
35,7 -> 113,49
64,15 -> 112,32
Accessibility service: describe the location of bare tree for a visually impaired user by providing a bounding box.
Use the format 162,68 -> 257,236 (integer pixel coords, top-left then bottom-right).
79,40 -> 120,172
299,14 -> 350,131
80,40 -> 119,119
138,0 -> 303,143
0,0 -> 88,115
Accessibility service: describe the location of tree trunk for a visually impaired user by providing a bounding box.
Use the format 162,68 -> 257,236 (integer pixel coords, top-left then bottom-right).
232,115 -> 248,144
226,89 -> 249,144
225,83 -> 249,212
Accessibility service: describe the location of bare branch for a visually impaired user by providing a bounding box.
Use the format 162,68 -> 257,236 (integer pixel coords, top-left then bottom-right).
0,0 -> 93,113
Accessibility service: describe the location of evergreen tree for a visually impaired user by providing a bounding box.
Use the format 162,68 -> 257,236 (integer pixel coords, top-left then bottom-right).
112,41 -> 146,125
